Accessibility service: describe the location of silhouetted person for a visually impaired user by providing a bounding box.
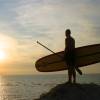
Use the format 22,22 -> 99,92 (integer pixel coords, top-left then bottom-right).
64,29 -> 77,83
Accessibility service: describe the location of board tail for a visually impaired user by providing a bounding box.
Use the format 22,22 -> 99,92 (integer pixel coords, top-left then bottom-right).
75,68 -> 82,75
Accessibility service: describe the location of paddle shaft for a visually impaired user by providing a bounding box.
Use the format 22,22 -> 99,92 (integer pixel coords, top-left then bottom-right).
37,41 -> 63,59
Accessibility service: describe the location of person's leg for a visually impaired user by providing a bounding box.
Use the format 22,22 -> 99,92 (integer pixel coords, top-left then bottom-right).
68,66 -> 73,83
65,58 -> 72,84
68,67 -> 72,83
73,68 -> 76,83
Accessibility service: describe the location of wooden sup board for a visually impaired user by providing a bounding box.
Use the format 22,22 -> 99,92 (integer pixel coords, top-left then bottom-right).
35,44 -> 100,72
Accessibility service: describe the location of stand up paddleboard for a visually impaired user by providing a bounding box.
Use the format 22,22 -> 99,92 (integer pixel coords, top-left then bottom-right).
35,44 -> 100,72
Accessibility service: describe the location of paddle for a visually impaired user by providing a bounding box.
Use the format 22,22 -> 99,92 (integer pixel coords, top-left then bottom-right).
37,41 -> 82,75
37,41 -> 63,59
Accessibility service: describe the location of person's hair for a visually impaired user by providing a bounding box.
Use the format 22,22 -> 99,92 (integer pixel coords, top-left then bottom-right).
65,29 -> 71,35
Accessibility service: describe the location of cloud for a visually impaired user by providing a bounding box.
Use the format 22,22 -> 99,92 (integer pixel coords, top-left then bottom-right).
10,0 -> 100,58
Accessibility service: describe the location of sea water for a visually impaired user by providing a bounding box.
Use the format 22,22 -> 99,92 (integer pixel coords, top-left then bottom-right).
0,74 -> 100,100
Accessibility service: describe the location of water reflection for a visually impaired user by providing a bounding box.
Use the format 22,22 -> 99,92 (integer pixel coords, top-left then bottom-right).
0,76 -> 5,100
0,76 -> 22,100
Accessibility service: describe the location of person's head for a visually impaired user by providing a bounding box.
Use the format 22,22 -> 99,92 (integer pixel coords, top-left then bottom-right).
65,29 -> 71,37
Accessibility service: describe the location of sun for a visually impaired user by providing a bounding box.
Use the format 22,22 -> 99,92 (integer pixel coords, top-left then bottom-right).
0,50 -> 6,61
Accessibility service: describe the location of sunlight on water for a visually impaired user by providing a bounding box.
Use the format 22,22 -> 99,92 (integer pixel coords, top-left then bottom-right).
0,76 -> 5,100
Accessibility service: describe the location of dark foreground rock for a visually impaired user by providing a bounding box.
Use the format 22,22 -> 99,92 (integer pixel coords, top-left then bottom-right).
36,83 -> 100,100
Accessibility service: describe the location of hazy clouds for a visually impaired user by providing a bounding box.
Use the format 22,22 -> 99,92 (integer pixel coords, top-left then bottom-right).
0,0 -> 99,74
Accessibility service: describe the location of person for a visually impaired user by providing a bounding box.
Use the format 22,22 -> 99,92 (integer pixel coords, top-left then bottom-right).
64,29 -> 81,84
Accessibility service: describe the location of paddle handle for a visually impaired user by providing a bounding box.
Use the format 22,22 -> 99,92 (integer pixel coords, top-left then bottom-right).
37,41 -> 56,54
37,41 -> 63,59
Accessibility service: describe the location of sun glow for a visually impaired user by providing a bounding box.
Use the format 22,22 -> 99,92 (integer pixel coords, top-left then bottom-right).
0,50 -> 6,61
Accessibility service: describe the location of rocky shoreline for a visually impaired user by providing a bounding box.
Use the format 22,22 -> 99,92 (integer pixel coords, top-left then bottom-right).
36,83 -> 100,100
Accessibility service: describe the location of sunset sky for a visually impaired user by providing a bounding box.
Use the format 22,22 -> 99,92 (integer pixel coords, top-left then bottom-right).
0,0 -> 100,75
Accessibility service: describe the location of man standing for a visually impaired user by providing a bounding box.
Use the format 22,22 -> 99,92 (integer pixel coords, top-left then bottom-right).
64,29 -> 82,83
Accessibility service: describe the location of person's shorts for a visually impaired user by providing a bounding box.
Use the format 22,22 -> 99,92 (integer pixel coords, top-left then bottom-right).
64,51 -> 76,67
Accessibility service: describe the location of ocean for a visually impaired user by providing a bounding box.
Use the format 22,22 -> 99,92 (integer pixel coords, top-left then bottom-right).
0,74 -> 100,100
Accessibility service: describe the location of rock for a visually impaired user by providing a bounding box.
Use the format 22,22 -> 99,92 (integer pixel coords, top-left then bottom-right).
36,83 -> 100,100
